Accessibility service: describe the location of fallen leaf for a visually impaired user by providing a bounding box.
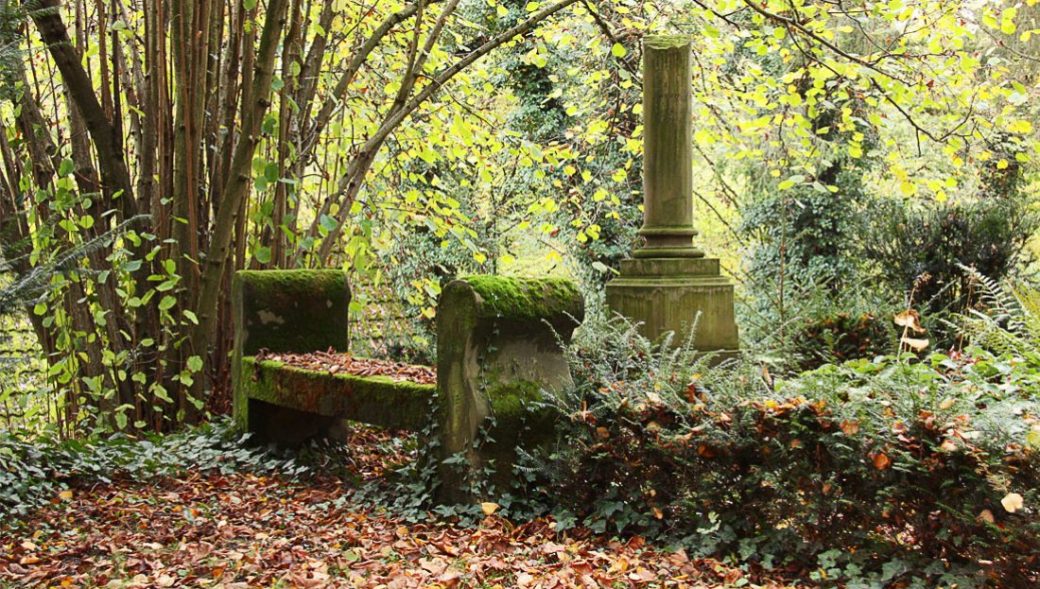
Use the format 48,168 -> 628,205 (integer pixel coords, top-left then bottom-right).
901,336 -> 929,351
894,309 -> 925,333
1002,492 -> 1024,513
840,420 -> 860,436
872,452 -> 891,470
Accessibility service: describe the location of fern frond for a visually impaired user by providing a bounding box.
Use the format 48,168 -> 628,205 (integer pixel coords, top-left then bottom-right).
955,265 -> 1040,356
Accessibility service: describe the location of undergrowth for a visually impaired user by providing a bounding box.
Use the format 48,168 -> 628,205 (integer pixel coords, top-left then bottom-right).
0,418 -> 307,520
521,311 -> 1040,587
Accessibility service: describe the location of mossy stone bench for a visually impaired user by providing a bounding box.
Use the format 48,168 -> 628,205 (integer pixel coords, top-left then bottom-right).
232,270 -> 583,501
231,269 -> 434,444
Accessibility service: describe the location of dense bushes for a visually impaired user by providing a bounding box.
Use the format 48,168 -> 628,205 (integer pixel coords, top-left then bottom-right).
533,315 -> 1040,586
862,196 -> 1039,324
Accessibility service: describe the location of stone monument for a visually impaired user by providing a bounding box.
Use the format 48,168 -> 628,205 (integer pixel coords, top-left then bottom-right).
605,35 -> 739,351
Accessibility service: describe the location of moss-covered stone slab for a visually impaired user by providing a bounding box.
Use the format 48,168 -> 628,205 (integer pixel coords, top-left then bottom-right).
239,357 -> 434,442
232,269 -> 351,356
436,275 -> 584,502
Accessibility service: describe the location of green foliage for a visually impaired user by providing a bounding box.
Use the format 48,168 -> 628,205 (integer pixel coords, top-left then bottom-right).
0,0 -> 25,99
528,314 -> 1040,586
0,418 -> 307,519
957,271 -> 1040,361
863,194 -> 1039,326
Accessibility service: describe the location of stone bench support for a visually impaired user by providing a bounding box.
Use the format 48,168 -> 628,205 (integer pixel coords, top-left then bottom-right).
435,276 -> 584,502
232,269 -> 354,443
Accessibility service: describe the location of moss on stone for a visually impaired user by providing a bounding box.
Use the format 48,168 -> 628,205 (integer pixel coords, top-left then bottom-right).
487,380 -> 542,419
233,269 -> 350,355
238,356 -> 434,431
461,275 -> 583,324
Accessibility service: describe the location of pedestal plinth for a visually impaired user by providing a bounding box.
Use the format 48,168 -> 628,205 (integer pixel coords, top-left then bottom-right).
605,257 -> 739,351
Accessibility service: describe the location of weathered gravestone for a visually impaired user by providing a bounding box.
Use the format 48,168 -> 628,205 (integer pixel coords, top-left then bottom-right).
606,35 -> 739,352
435,276 -> 584,502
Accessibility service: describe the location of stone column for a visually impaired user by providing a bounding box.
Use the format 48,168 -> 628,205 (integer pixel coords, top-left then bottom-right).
637,35 -> 701,259
605,35 -> 739,351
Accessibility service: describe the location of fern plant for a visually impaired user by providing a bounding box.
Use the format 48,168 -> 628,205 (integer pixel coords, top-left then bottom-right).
956,264 -> 1040,359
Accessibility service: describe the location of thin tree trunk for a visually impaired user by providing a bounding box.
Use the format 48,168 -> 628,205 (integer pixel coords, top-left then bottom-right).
190,0 -> 290,406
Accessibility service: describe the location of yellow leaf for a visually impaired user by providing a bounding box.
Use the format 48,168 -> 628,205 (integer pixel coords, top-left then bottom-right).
480,502 -> 500,516
1009,120 -> 1033,134
58,489 -> 73,501
901,336 -> 929,351
1002,492 -> 1024,513
893,309 -> 925,333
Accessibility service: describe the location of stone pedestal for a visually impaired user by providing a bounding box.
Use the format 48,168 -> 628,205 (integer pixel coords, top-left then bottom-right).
606,258 -> 738,350
606,35 -> 739,351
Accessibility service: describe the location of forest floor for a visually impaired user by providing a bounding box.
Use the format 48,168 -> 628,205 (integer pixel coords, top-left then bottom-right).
0,428 -> 801,589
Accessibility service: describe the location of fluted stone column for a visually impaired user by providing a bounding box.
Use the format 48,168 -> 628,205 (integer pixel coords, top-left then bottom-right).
606,35 -> 739,351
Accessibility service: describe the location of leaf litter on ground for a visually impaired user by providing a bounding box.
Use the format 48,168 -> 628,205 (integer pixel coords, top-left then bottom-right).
0,426 -> 802,589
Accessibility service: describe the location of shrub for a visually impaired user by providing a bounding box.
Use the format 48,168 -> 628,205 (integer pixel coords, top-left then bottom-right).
861,194 -> 1038,340
536,314 -> 1040,587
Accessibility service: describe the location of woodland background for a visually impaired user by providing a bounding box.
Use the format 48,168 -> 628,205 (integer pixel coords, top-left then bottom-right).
3,0 -> 1040,585
0,0 -> 1036,440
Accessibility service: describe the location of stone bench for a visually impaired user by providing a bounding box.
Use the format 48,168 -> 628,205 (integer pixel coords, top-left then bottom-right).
231,270 -> 583,500
231,269 -> 432,445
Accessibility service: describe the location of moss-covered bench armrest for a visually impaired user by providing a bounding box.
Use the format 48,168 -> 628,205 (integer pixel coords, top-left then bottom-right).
232,269 -> 352,440
239,357 -> 434,442
232,269 -> 351,357
435,275 -> 584,502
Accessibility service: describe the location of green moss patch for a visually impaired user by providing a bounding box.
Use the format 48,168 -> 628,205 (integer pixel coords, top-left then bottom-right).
238,356 -> 434,431
460,275 -> 583,324
234,270 -> 350,355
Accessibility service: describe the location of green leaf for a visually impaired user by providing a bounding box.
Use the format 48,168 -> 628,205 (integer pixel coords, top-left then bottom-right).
159,295 -> 177,311
253,246 -> 272,264
611,43 -> 628,58
58,158 -> 75,177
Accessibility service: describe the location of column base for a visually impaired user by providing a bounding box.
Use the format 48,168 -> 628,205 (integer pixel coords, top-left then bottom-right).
605,257 -> 739,351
